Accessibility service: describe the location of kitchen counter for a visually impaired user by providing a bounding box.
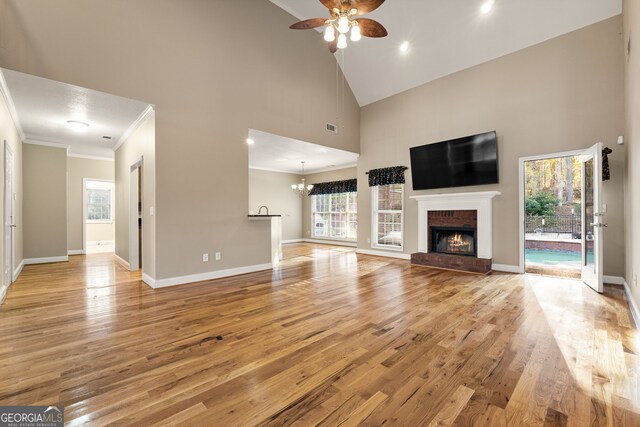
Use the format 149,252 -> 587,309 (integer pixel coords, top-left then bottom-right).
248,214 -> 282,266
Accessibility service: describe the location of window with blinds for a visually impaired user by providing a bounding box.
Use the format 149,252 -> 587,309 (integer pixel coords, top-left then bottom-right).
372,183 -> 403,249
311,192 -> 357,241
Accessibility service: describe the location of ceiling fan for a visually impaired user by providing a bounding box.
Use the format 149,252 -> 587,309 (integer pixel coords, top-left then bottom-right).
289,0 -> 388,52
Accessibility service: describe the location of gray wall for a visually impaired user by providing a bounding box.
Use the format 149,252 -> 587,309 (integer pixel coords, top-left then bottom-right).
303,167 -> 358,240
0,0 -> 360,281
623,1 -> 640,306
23,144 -> 67,259
67,156 -> 114,252
358,17 -> 626,276
249,169 -> 303,242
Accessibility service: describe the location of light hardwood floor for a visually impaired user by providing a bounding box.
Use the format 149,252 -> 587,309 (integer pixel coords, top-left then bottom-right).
0,243 -> 638,426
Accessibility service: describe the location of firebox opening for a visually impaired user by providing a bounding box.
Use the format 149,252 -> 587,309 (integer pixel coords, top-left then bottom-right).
431,226 -> 476,257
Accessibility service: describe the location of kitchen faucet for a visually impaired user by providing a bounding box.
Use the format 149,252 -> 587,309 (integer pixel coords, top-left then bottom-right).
258,206 -> 269,215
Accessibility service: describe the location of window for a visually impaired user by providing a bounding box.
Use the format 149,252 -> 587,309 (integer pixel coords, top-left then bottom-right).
86,181 -> 114,222
311,192 -> 357,240
373,184 -> 403,249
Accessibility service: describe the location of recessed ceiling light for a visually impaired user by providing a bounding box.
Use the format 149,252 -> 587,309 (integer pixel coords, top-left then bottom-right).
67,120 -> 90,132
246,138 -> 255,145
399,41 -> 410,53
481,0 -> 494,14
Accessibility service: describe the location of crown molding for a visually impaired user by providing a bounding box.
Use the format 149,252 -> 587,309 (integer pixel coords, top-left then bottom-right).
113,104 -> 154,152
67,153 -> 114,162
0,70 -> 26,142
24,138 -> 70,151
305,163 -> 358,175
249,163 -> 357,176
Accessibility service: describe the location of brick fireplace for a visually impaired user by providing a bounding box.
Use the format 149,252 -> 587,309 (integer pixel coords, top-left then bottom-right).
410,192 -> 501,274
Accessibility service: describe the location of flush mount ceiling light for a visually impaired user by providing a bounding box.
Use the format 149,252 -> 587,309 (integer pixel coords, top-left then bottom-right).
67,120 -> 90,132
290,0 -> 388,52
291,161 -> 314,197
481,0 -> 495,14
246,138 -> 255,145
399,41 -> 410,53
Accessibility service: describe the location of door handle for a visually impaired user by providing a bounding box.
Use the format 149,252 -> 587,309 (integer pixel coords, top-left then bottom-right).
9,224 -> 16,228
589,223 -> 608,228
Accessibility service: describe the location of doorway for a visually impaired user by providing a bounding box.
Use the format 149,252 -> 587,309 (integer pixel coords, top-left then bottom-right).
129,159 -> 142,271
84,179 -> 115,254
520,151 -> 583,278
519,144 -> 605,292
4,141 -> 14,288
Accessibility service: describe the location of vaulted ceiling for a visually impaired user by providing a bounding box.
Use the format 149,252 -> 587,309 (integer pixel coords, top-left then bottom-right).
272,0 -> 622,106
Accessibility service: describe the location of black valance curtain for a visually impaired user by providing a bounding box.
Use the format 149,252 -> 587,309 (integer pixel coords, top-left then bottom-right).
602,147 -> 612,181
308,179 -> 357,196
366,166 -> 408,187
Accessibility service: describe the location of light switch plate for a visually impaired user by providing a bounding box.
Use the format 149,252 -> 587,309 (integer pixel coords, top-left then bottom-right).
149,207 -> 154,216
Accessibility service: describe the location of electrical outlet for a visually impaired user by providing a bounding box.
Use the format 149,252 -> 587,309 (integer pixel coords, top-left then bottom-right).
367,237 -> 371,244
634,274 -> 638,288
202,253 -> 209,262
307,230 -> 310,236
215,252 -> 221,261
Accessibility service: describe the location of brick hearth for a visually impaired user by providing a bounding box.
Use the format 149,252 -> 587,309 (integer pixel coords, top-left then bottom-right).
411,252 -> 492,274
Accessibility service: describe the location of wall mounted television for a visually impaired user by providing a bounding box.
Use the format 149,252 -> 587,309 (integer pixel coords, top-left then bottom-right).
409,131 -> 499,191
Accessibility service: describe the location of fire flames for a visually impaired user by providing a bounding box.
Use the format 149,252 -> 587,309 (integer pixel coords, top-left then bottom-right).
446,233 -> 472,253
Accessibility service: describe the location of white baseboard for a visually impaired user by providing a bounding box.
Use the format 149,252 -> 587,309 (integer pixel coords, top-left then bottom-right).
24,256 -> 68,265
623,279 -> 640,329
142,273 -> 155,287
87,240 -> 115,247
68,249 -> 85,256
356,248 -> 411,260
603,275 -> 626,285
492,264 -> 522,274
13,259 -> 24,281
146,263 -> 273,289
304,239 -> 357,247
114,254 -> 130,270
283,239 -> 304,244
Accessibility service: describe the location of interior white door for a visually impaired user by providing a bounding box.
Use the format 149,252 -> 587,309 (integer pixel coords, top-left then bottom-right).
580,142 -> 604,293
4,143 -> 14,287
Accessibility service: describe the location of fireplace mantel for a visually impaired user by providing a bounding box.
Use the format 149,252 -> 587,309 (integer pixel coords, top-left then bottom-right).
410,191 -> 501,260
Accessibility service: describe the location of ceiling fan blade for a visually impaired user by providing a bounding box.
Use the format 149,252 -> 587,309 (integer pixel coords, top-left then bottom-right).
289,18 -> 327,30
351,0 -> 385,15
355,18 -> 388,38
328,39 -> 338,53
319,0 -> 341,11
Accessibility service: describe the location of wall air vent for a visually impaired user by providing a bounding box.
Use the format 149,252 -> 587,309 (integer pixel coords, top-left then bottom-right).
326,122 -> 338,134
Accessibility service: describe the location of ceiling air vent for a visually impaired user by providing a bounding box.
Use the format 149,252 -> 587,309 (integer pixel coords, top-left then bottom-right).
326,122 -> 338,134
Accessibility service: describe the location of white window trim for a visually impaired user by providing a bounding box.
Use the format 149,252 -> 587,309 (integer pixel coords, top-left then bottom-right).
311,192 -> 357,242
86,180 -> 115,224
371,184 -> 404,251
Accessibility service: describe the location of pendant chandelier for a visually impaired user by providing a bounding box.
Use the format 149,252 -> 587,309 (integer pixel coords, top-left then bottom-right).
291,161 -> 314,196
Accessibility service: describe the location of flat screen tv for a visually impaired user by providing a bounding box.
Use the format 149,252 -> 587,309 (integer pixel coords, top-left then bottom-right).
410,131 -> 498,191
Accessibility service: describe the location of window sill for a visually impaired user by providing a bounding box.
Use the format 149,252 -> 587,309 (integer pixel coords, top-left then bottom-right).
372,244 -> 404,252
312,237 -> 357,243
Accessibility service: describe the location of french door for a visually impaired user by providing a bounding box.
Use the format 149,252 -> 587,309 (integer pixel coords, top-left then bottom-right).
580,142 -> 604,293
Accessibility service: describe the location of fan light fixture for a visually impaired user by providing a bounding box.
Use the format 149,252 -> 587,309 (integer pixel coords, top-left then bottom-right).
290,0 -> 388,53
291,161 -> 314,196
67,120 -> 90,132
